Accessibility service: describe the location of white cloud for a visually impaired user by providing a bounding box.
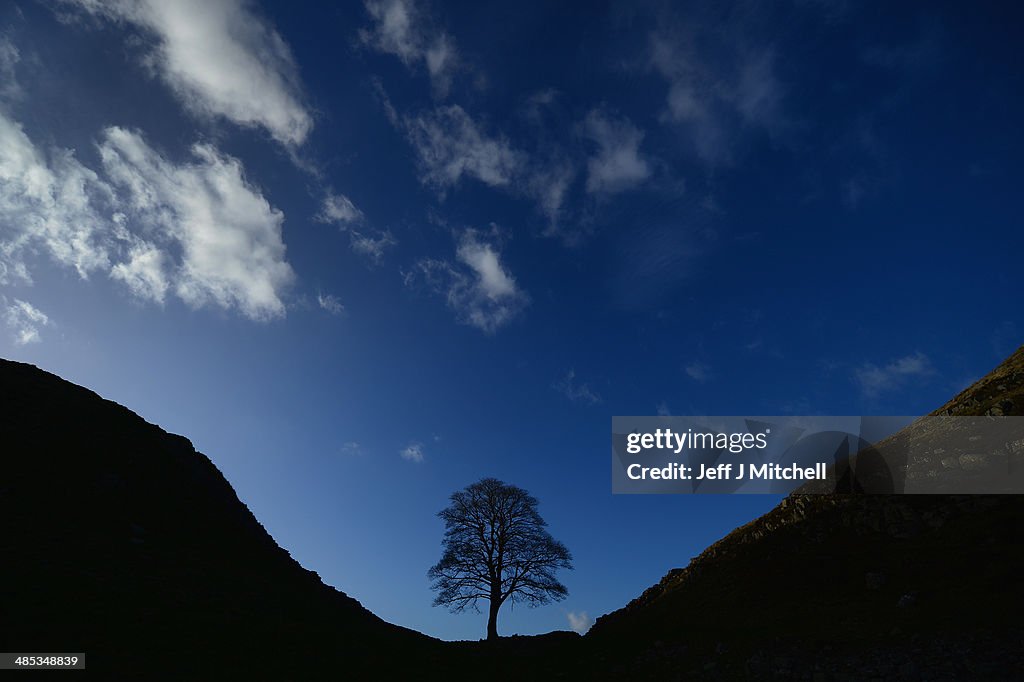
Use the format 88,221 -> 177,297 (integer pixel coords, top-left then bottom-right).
318,292 -> 344,315
98,126 -> 295,320
527,159 -> 575,227
3,298 -> 51,345
684,362 -> 710,383
316,191 -> 363,226
360,0 -> 458,95
405,104 -> 526,190
554,369 -> 601,405
340,441 -> 362,455
0,111 -> 113,284
581,109 -> 651,195
110,233 -> 169,303
0,76 -> 302,325
406,230 -> 528,334
457,236 -> 517,300
314,190 -> 394,264
61,0 -> 312,146
567,611 -> 592,635
731,50 -> 783,128
349,229 -> 396,264
853,352 -> 933,397
0,108 -> 296,321
649,31 -> 784,164
373,79 -> 576,231
400,441 -> 424,462
0,35 -> 22,101
398,101 -> 577,231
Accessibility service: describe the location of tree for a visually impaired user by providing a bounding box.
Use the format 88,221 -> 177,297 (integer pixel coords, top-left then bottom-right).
428,478 -> 573,641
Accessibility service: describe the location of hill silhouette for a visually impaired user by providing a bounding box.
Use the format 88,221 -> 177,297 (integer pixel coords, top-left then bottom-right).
0,358 -> 445,678
584,345 -> 1024,679
3,347 -> 1023,679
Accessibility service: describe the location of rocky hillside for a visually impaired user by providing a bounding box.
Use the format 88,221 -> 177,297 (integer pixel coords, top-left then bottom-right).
0,359 -> 445,679
584,345 -> 1024,680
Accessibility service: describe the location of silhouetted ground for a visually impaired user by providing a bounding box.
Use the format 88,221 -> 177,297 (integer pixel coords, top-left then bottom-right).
0,359 -> 451,679
582,345 -> 1024,679
2,345 -> 1022,679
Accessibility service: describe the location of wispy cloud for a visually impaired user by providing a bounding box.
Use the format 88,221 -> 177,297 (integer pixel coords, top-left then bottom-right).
567,611 -> 592,634
0,111 -> 113,285
400,441 -> 425,462
648,22 -> 785,165
59,0 -> 313,147
100,127 -> 295,320
406,229 -> 528,334
581,109 -> 651,195
360,0 -> 458,96
349,229 -> 397,264
316,191 -> 364,227
375,81 -> 577,233
0,35 -> 22,101
0,110 -> 295,321
554,369 -> 601,405
404,104 -> 526,191
684,361 -> 711,383
318,293 -> 344,315
853,351 -> 933,397
340,441 -> 363,455
3,298 -> 51,345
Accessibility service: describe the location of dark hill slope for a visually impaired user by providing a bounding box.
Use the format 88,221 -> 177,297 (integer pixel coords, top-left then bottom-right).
584,346 -> 1024,679
0,359 -> 443,679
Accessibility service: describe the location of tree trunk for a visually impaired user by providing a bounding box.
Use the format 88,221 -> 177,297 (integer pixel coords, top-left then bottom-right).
486,588 -> 501,641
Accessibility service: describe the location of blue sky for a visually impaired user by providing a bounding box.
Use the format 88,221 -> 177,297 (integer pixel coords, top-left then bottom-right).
1,0 -> 1021,640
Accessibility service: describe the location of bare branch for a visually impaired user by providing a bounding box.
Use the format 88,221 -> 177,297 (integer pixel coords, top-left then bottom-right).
427,478 -> 574,638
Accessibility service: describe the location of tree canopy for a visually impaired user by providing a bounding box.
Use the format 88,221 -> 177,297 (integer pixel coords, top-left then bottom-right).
428,478 -> 573,640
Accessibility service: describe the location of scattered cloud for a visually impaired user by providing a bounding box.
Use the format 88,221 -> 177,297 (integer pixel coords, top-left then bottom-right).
110,229 -> 170,303
567,611 -> 592,635
853,351 -> 933,397
314,191 -> 394,264
554,369 -> 601,405
649,28 -> 784,165
374,79 -> 577,233
400,441 -> 425,462
0,110 -> 113,285
316,191 -> 364,226
404,104 -> 526,191
318,292 -> 344,315
0,35 -> 22,101
340,441 -> 363,455
581,109 -> 651,195
0,109 -> 295,321
402,102 -> 580,231
349,229 -> 396,264
527,159 -> 575,227
405,230 -> 528,334
684,361 -> 711,383
99,126 -> 295,320
60,0 -> 313,146
2,298 -> 51,345
360,0 -> 459,95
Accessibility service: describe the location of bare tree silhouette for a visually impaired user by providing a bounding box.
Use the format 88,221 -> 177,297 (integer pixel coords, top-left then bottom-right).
428,478 -> 573,640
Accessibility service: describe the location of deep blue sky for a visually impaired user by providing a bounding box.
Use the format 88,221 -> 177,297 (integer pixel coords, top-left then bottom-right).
1,0 -> 1021,640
